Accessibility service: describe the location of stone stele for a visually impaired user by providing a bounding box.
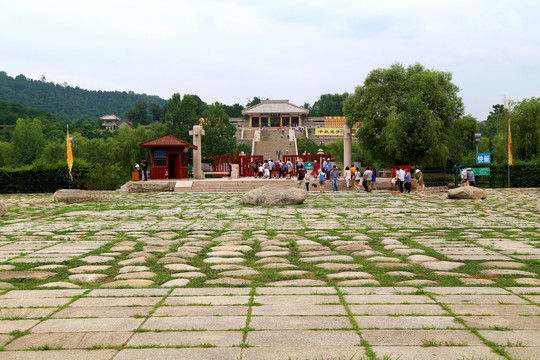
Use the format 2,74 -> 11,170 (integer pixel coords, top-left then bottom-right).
447,186 -> 487,200
241,185 -> 308,206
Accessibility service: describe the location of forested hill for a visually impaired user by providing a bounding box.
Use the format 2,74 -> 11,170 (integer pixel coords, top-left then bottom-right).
0,71 -> 167,121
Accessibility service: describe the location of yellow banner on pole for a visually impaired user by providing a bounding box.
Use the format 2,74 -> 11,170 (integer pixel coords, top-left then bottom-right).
508,118 -> 513,166
315,128 -> 343,136
67,127 -> 73,180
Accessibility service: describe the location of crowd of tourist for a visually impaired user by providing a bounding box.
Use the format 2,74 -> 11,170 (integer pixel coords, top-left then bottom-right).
250,157 -> 426,194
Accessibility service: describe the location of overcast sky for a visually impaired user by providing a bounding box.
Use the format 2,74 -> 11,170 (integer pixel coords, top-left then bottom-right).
1,0 -> 538,120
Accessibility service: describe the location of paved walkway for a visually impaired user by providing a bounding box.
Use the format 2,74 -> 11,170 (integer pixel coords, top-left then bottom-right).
0,188 -> 538,359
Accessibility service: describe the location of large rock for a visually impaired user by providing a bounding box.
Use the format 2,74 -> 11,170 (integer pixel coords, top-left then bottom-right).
447,186 -> 487,200
241,185 -> 308,206
53,189 -> 89,202
124,181 -> 174,193
53,189 -> 116,202
0,202 -> 6,216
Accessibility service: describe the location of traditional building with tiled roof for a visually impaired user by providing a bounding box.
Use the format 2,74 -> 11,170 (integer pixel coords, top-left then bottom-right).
139,134 -> 197,179
241,100 -> 309,128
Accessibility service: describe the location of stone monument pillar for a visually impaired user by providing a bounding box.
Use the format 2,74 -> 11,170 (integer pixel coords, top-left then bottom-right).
189,125 -> 205,179
343,124 -> 352,168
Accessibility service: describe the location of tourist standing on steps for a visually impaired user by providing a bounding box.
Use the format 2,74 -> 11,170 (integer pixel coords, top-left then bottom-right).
398,167 -> 405,193
404,168 -> 412,193
312,160 -> 320,177
467,168 -> 476,187
297,166 -> 305,188
330,166 -> 339,192
344,166 -> 351,190
363,167 -> 373,192
305,174 -> 312,191
227,160 -> 232,179
353,169 -> 362,192
318,169 -> 326,193
296,157 -> 304,174
268,159 -> 274,178
415,169 -> 424,193
393,168 -> 399,193
141,160 -> 148,181
134,162 -> 141,181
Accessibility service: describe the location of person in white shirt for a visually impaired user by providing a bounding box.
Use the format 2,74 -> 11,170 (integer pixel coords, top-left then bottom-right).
461,168 -> 468,186
398,167 -> 405,193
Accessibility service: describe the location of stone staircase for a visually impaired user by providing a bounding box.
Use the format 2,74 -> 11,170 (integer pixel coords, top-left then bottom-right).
254,129 -> 296,160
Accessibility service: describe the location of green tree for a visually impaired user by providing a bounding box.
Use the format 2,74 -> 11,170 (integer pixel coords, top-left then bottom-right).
0,142 -> 14,167
11,118 -> 46,166
150,103 -> 164,122
297,138 -> 324,155
246,97 -> 261,108
125,100 -> 151,126
344,63 -> 464,167
511,97 -> 540,162
223,103 -> 244,117
310,93 -> 349,116
447,115 -> 479,165
165,93 -> 199,142
201,102 -> 237,160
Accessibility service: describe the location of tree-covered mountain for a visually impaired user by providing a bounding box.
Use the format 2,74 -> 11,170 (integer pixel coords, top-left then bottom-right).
0,71 -> 167,121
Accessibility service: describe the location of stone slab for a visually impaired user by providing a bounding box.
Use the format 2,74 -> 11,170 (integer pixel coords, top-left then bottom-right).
6,331 -> 132,350
243,346 -> 365,360
247,329 -> 360,346
31,318 -> 144,332
372,345 -> 502,360
142,316 -> 246,331
128,330 -> 243,347
114,348 -> 241,360
250,315 -> 351,330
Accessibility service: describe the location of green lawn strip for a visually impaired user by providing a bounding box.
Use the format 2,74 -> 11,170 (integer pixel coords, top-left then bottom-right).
334,286 -> 377,360
238,286 -> 257,348
424,292 -> 512,360
1,289 -> 92,349
113,287 -> 175,351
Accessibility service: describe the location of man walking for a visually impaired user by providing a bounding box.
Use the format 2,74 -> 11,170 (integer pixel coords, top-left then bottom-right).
467,168 -> 476,187
404,168 -> 412,193
330,166 -> 339,192
363,167 -> 373,192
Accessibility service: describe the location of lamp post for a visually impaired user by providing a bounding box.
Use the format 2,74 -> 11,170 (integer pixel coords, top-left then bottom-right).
474,133 -> 482,156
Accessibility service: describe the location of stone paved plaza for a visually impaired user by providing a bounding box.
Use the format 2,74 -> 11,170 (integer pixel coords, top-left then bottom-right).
0,188 -> 539,360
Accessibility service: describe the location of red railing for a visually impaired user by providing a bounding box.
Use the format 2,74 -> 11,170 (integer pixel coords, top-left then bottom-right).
238,155 -> 263,177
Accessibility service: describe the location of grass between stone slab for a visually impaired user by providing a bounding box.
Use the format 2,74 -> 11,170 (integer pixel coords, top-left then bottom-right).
0,289 -> 92,351
423,292 -> 512,360
333,286 -> 377,360
236,286 -> 257,348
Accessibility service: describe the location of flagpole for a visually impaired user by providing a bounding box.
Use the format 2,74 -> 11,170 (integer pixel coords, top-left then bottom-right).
67,125 -> 70,189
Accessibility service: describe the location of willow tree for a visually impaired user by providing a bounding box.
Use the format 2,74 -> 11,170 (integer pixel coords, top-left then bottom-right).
344,63 -> 465,167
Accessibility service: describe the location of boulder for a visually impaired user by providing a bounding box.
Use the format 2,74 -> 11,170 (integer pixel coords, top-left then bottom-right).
53,189 -> 89,202
53,189 -> 115,202
125,181 -> 173,193
447,186 -> 487,200
241,185 -> 308,206
0,201 -> 6,216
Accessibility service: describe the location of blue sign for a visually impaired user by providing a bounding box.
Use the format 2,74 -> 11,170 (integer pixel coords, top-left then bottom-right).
476,153 -> 491,165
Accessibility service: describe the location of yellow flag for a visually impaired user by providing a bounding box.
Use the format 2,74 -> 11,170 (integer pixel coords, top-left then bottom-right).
508,113 -> 513,166
67,128 -> 73,180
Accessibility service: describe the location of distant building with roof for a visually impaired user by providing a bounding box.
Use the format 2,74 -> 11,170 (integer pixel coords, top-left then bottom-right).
100,114 -> 132,131
241,100 -> 309,128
